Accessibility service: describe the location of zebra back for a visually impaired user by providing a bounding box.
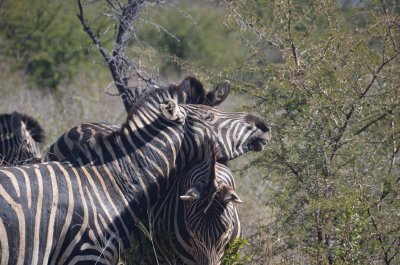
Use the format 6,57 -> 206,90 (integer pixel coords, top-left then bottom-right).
46,122 -> 119,163
0,112 -> 44,165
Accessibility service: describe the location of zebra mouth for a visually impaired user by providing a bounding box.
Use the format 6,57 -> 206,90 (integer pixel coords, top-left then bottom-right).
249,141 -> 266,152
248,138 -> 268,152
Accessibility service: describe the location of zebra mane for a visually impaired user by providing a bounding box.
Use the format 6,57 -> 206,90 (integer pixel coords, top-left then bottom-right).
0,112 -> 45,143
178,76 -> 206,104
125,78 -> 210,126
127,76 -> 207,107
19,113 -> 45,143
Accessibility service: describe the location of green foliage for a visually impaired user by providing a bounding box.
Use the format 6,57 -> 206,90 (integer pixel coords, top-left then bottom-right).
136,1 -> 245,76
0,0 -> 104,89
221,238 -> 251,265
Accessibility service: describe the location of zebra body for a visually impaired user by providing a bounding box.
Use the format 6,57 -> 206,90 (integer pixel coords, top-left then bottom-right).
0,112 -> 44,165
0,82 -> 269,264
0,93 -> 225,264
47,121 -> 242,265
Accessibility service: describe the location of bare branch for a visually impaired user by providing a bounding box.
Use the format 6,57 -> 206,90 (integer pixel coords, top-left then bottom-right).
77,0 -> 161,112
330,49 -> 400,161
286,0 -> 300,68
77,0 -> 112,62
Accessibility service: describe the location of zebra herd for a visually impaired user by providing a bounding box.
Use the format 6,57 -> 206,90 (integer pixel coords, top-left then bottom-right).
0,76 -> 271,265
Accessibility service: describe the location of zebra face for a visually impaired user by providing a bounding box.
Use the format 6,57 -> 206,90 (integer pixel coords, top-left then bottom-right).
183,105 -> 271,162
182,171 -> 242,265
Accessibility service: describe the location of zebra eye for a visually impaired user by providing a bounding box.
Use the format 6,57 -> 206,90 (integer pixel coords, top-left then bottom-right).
246,125 -> 254,131
204,112 -> 214,121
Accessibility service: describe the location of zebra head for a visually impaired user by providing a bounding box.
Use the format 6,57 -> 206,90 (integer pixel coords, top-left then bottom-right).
183,104 -> 271,163
171,76 -> 271,162
178,147 -> 242,265
0,112 -> 44,165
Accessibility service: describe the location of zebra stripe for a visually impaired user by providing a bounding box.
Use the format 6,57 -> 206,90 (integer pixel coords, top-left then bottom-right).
0,90 -> 248,264
0,112 -> 44,165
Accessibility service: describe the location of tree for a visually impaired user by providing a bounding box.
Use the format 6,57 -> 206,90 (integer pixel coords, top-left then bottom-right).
218,0 -> 400,263
77,0 -> 164,111
136,1 -> 245,77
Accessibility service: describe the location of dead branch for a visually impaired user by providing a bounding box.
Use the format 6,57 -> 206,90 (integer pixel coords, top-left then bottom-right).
77,0 -> 161,112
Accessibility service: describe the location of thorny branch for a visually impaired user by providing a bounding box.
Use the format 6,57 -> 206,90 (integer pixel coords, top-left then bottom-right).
380,0 -> 398,52
329,49 -> 400,161
367,208 -> 399,264
286,0 -> 300,68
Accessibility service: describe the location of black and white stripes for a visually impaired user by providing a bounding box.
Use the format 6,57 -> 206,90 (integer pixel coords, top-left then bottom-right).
42,77 -> 270,265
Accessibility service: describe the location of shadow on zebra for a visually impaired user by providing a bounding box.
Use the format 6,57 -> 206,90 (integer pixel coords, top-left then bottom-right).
0,80 -> 270,265
0,111 -> 44,166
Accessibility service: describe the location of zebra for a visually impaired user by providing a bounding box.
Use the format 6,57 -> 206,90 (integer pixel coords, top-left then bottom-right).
150,153 -> 242,265
0,87 -> 269,264
46,76 -> 271,164
0,112 -> 44,165
44,77 -> 269,264
46,76 -> 233,162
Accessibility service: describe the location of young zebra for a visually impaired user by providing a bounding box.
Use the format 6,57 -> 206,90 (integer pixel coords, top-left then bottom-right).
0,112 -> 44,165
0,88 -> 266,264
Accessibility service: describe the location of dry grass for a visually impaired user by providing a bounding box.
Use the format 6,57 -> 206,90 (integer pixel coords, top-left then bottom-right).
0,56 -> 126,152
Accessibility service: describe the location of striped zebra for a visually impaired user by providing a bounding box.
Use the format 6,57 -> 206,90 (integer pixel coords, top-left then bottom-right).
47,77 -> 271,164
151,156 -> 242,265
45,77 -> 269,264
0,88 -> 268,264
0,112 -> 44,165
46,76 -> 234,162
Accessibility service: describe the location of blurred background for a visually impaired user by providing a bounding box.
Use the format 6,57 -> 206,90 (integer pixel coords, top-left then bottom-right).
1,0 -> 399,264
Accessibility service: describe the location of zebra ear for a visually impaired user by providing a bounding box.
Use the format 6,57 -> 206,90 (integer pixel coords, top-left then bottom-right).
222,189 -> 243,204
180,187 -> 201,201
205,80 -> 230,106
160,99 -> 185,124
